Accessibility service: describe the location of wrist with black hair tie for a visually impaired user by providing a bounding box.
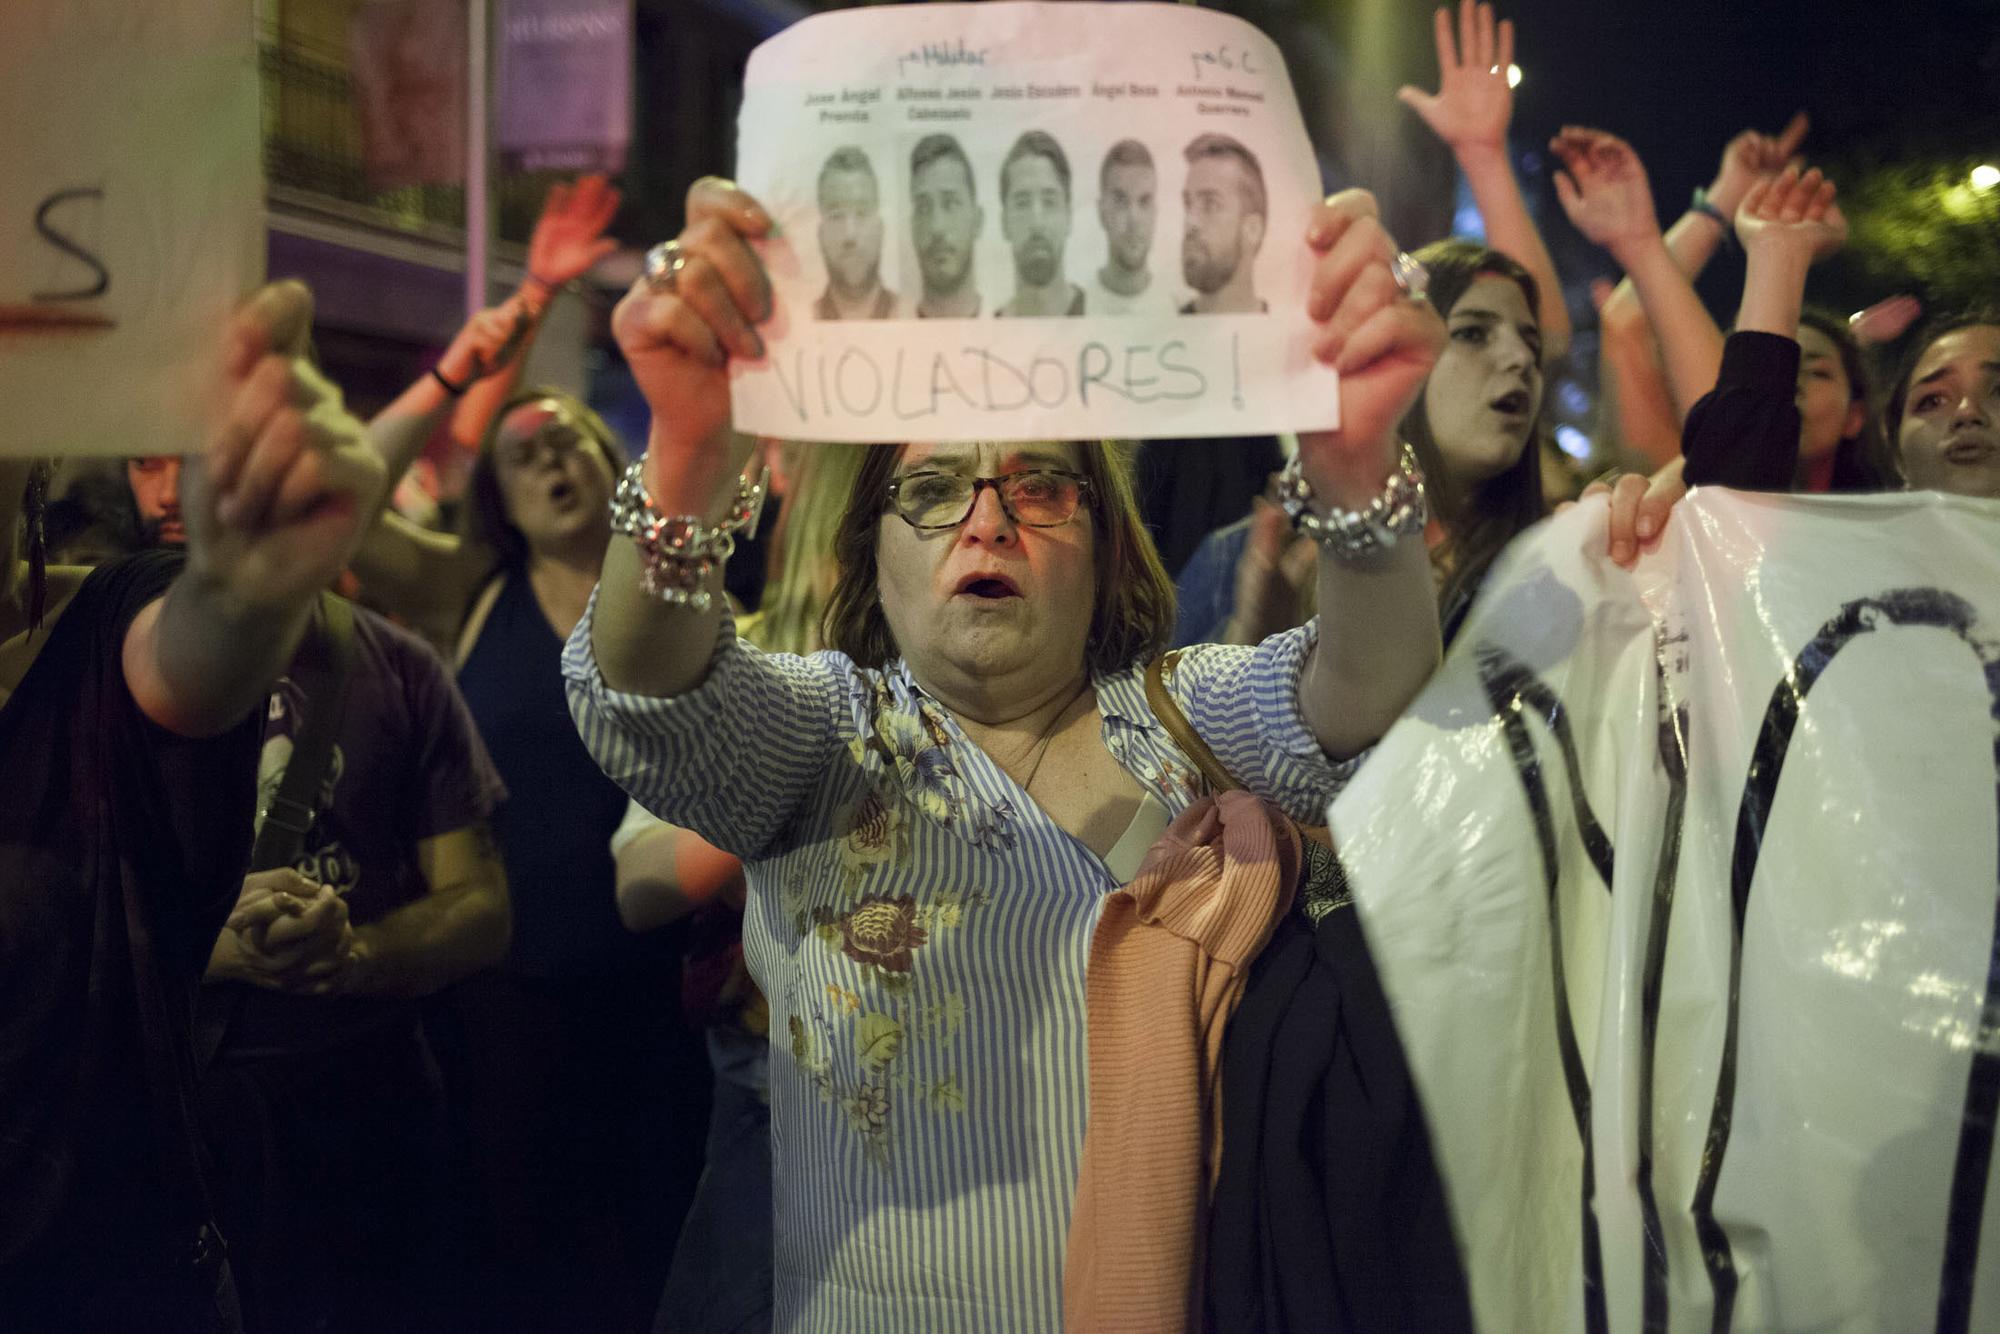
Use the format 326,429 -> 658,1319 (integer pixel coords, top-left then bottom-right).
430,364 -> 472,397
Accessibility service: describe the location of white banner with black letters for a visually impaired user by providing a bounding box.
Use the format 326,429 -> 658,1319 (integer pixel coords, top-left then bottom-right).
1334,487 -> 2000,1334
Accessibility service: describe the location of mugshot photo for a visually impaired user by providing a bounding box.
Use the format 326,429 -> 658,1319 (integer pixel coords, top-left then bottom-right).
814,146 -> 905,320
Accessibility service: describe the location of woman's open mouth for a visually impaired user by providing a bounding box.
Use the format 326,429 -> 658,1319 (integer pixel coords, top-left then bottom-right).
1489,388 -> 1531,418
953,573 -> 1022,600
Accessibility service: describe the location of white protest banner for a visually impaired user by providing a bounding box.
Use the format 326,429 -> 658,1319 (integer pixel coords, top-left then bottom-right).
1331,488 -> 2000,1332
0,0 -> 261,458
730,1 -> 1337,443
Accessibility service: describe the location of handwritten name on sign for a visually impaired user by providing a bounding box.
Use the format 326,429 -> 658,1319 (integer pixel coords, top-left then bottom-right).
732,2 -> 1336,443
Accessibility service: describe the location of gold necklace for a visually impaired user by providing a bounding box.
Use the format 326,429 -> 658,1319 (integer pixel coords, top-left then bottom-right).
1017,681 -> 1088,798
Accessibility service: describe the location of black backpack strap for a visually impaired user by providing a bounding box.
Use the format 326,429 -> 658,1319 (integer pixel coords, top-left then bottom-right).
197,593 -> 360,1072
248,592 -> 358,872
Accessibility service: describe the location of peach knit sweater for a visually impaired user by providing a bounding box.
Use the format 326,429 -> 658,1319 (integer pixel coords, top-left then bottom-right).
1063,789 -> 1301,1333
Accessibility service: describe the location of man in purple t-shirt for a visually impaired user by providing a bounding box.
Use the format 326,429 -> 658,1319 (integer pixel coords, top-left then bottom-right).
131,455 -> 511,1332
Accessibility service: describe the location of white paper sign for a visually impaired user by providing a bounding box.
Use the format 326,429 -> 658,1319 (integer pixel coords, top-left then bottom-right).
0,0 -> 262,457
730,1 -> 1337,443
1331,488 -> 2000,1333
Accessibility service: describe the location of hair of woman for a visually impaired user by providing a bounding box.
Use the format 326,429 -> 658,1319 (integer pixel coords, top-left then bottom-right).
1882,306 -> 2000,455
822,440 -> 1178,673
748,442 -> 868,656
1399,238 -> 1549,616
465,386 -> 627,570
1798,306 -> 1900,492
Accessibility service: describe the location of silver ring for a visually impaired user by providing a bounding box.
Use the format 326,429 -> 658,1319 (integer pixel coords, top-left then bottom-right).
1390,250 -> 1429,301
644,240 -> 688,294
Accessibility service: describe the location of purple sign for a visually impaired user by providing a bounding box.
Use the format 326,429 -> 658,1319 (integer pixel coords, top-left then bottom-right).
497,0 -> 631,174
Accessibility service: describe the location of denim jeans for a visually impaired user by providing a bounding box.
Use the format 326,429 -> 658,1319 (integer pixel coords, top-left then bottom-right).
654,1073 -> 773,1334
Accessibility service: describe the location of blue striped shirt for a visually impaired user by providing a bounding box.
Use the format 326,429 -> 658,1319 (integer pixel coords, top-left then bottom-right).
563,600 -> 1356,1332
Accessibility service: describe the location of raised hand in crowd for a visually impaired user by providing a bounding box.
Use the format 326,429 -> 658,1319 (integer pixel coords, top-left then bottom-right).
593,176 -> 773,697
377,294 -> 535,522
208,868 -> 356,991
1848,293 -> 1923,348
525,173 -> 623,302
382,174 -> 621,515
444,172 -> 623,453
1732,165 -> 1847,334
1396,0 -> 1515,154
1554,127 -> 1724,422
350,174 -> 623,649
1399,0 -> 1570,360
1588,114 -> 1807,463
133,282 -> 387,736
1551,126 -> 1661,257
1705,112 -> 1811,228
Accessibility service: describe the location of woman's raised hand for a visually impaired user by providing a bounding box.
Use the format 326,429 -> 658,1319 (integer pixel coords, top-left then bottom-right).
526,174 -> 622,293
1706,112 -> 1809,221
1397,0 -> 1515,154
1849,294 -> 1923,347
1734,165 -> 1846,262
1299,190 -> 1446,507
612,178 -> 775,499
436,296 -> 532,388
1551,127 -> 1661,259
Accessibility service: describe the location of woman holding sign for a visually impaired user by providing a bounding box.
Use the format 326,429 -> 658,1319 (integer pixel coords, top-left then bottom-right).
562,174 -> 1446,1332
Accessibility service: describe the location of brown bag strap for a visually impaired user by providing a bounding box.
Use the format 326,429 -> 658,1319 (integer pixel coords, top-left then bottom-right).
1143,650 -> 1244,795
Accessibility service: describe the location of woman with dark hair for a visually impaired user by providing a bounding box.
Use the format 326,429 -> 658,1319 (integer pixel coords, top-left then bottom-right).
564,173 -> 1447,1331
1882,308 -> 2000,501
1791,307 -> 1900,491
1398,238 -> 1549,636
356,384 -> 716,1332
1171,237 -> 1550,651
1178,1 -> 1561,651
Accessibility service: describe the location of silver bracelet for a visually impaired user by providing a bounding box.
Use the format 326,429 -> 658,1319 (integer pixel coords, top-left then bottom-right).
609,455 -> 769,609
1275,445 -> 1429,561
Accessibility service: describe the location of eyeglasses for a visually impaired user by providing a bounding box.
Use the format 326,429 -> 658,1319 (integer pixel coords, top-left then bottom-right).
886,469 -> 1092,531
497,424 -> 586,470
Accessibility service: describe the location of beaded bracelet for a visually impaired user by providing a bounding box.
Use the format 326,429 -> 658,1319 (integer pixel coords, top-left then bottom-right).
609,455 -> 769,609
1275,445 -> 1429,562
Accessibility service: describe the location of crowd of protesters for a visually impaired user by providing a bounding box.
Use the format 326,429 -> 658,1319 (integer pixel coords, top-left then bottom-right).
4,2 -> 1998,1331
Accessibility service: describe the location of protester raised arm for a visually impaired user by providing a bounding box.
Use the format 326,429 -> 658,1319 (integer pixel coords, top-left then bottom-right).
351,176 -> 621,639
129,282 -> 387,737
1732,167 -> 1845,334
444,175 -> 621,458
1296,191 -> 1447,757
1677,166 -> 1849,491
1588,115 -> 1809,459
1399,0 -> 1570,361
591,177 -> 772,701
1553,127 -> 1726,419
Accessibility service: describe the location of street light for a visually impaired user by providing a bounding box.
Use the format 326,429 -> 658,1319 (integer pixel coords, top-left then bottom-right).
1971,163 -> 2000,192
